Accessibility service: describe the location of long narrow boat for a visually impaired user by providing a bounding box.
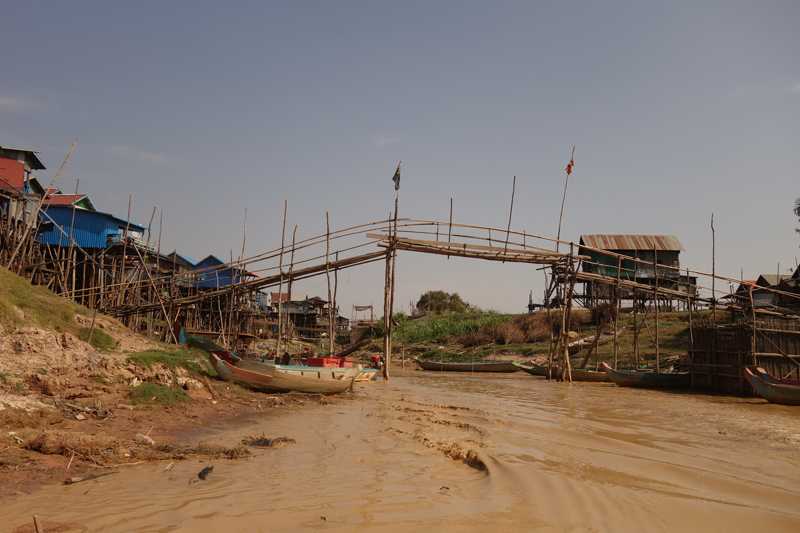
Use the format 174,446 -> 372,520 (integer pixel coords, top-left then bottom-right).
210,353 -> 361,394
601,362 -> 691,389
414,358 -> 519,373
266,362 -> 377,382
744,368 -> 800,406
513,362 -> 610,382
755,367 -> 800,387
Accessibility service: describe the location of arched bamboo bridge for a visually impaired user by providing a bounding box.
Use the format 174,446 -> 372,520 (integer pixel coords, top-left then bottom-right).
51,216 -> 796,380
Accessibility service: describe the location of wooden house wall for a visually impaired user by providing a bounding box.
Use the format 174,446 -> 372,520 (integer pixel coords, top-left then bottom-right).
691,318 -> 800,396
585,250 -> 681,279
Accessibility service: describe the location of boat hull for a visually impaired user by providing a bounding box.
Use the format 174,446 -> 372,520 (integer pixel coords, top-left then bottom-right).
209,353 -> 274,391
414,359 -> 519,373
513,362 -> 610,382
601,363 -> 691,389
755,367 -> 800,387
745,368 -> 800,405
210,353 -> 359,395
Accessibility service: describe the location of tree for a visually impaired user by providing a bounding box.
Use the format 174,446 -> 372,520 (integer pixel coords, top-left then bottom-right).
795,198 -> 800,240
415,290 -> 471,315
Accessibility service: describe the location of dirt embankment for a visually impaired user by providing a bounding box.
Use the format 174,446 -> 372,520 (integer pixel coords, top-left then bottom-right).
0,312 -> 305,496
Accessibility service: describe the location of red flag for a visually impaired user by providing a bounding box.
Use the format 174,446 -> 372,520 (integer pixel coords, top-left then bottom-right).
565,157 -> 575,175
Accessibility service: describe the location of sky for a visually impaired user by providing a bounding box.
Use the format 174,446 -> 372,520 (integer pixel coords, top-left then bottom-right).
2,1 -> 799,316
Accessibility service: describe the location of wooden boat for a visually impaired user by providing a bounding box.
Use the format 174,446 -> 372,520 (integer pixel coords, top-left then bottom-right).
209,352 -> 272,390
568,328 -> 624,354
209,352 -> 361,394
744,368 -> 800,405
513,362 -> 610,382
190,332 -> 361,394
414,358 -> 519,373
601,362 -> 691,389
754,367 -> 800,387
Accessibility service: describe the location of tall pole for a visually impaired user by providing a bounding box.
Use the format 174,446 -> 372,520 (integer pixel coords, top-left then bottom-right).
711,213 -> 716,325
556,147 -> 575,253
654,246 -> 659,373
503,176 -> 516,260
382,213 -> 392,379
285,224 -> 297,353
326,212 -> 334,354
8,139 -> 77,269
278,200 -> 287,353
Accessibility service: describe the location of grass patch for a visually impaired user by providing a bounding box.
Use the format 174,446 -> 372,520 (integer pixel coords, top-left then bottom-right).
401,313 -> 510,344
0,266 -> 90,333
77,327 -> 117,351
128,382 -> 190,406
127,347 -> 212,377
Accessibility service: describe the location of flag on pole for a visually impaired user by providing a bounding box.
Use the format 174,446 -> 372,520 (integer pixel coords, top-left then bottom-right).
565,157 -> 575,175
392,161 -> 401,190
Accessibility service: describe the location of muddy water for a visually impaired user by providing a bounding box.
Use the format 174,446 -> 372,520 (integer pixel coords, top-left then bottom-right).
6,372 -> 800,532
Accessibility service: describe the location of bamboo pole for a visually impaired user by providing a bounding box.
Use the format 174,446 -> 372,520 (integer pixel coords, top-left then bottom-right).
8,139 -> 77,269
278,200 -> 287,353
749,285 -> 757,367
326,212 -> 334,355
448,198 -> 453,259
555,146 -> 575,254
503,176 -> 515,260
545,271 -> 555,380
285,225 -> 297,351
614,255 -> 621,369
382,211 -> 392,380
388,196 -> 399,379
333,250 -> 339,345
66,180 -> 79,298
711,213 -> 716,325
654,247 -> 660,373
687,267 -> 694,389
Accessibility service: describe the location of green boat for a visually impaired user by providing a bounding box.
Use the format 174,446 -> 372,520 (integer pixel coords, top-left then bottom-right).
602,362 -> 691,389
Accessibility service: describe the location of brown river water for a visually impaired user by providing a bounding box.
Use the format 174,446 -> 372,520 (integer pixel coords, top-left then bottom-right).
5,370 -> 800,532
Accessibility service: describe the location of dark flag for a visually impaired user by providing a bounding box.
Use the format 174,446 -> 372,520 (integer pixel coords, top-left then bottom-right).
392,161 -> 401,190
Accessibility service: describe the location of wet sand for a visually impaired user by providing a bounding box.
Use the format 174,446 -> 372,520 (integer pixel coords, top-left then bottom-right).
5,371 -> 800,531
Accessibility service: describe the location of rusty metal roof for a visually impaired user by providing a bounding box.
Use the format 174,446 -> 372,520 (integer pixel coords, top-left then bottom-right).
42,194 -> 92,207
579,235 -> 684,251
0,146 -> 46,170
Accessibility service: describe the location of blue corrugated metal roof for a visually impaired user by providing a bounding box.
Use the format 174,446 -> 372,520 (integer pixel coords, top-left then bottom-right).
192,255 -> 251,288
173,252 -> 197,265
38,206 -> 146,248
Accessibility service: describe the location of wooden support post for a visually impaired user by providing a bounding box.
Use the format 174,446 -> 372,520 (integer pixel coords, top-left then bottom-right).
285,225 -> 297,351
277,200 -> 287,353
687,267 -> 694,389
654,247 -> 659,373
545,271 -> 555,380
503,176 -> 515,260
388,197 -> 399,374
326,212 -> 334,355
382,246 -> 392,379
614,255 -> 621,370
749,285 -> 757,367
447,198 -> 452,260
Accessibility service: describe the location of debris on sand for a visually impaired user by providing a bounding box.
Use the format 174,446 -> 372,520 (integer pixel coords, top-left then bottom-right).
198,465 -> 213,480
241,435 -> 296,448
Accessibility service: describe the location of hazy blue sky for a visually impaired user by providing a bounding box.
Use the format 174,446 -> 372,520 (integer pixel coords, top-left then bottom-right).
2,1 -> 798,314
